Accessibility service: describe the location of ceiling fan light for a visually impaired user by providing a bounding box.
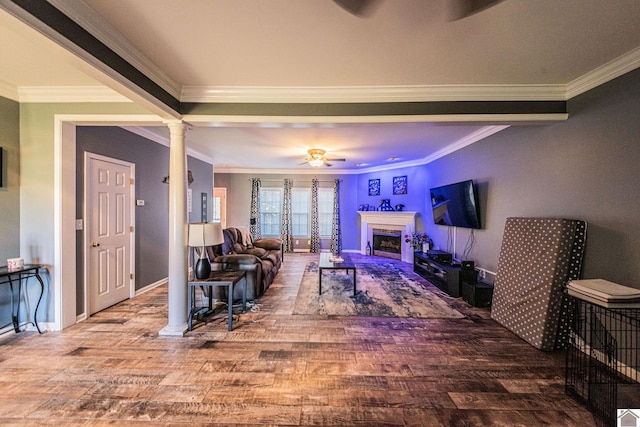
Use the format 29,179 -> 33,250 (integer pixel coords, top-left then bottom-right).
309,158 -> 325,167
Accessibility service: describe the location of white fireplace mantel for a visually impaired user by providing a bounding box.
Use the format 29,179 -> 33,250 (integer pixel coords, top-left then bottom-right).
357,211 -> 417,263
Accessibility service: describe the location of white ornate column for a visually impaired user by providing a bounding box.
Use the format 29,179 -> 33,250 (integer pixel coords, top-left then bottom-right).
159,121 -> 188,336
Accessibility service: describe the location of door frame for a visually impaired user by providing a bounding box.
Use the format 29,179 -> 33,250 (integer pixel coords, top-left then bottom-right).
213,187 -> 227,229
83,151 -> 136,317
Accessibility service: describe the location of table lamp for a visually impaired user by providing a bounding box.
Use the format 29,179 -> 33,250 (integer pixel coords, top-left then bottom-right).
188,222 -> 224,280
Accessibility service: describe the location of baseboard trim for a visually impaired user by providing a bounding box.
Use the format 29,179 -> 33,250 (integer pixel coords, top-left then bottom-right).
135,277 -> 168,296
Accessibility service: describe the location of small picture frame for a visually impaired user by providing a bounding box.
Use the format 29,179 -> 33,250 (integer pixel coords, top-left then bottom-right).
393,175 -> 407,195
368,178 -> 380,196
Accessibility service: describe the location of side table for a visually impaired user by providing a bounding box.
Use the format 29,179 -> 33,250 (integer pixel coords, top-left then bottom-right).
0,264 -> 45,334
188,270 -> 247,332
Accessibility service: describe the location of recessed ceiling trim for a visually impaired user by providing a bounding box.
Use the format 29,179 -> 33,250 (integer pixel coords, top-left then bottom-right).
181,84 -> 568,104
18,85 -> 131,103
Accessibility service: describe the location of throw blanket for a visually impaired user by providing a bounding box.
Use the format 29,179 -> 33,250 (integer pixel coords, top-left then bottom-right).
237,227 -> 252,246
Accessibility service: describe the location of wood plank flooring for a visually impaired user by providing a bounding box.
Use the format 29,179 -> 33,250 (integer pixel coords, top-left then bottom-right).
0,253 -> 596,426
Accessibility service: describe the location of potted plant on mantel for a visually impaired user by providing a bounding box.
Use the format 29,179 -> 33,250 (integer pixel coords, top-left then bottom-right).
405,232 -> 432,253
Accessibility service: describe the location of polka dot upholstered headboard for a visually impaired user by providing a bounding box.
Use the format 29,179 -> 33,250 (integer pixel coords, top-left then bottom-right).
491,217 -> 587,351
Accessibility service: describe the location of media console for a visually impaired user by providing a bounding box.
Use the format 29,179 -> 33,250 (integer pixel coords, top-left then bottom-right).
413,251 -> 476,298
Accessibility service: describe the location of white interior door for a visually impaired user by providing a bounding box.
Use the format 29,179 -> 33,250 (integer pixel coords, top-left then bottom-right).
87,154 -> 134,314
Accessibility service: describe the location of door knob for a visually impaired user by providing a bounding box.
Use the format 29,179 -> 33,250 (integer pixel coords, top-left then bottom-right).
91,242 -> 100,247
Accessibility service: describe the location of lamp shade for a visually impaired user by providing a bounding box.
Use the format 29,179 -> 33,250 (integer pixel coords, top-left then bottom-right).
188,222 -> 224,247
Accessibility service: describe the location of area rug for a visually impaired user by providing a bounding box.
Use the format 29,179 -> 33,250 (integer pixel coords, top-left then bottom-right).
292,260 -> 465,319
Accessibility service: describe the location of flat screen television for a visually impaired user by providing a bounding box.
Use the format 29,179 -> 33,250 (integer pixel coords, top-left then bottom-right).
430,180 -> 481,229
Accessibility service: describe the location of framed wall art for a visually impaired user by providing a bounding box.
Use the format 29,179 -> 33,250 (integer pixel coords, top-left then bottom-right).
393,175 -> 407,195
368,178 -> 380,196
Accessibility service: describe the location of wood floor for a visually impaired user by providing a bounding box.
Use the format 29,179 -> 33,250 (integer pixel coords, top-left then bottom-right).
0,253 -> 596,426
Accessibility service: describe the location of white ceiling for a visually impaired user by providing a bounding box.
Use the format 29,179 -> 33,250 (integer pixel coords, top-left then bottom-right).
1,0 -> 640,172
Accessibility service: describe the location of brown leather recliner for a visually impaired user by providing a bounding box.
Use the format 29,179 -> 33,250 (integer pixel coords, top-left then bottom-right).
206,227 -> 283,301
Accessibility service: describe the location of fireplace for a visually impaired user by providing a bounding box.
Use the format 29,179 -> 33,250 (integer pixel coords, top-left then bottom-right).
357,211 -> 417,264
372,229 -> 402,260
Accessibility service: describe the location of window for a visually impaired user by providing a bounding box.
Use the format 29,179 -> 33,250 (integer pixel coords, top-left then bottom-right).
259,188 -> 282,237
292,188 -> 310,236
318,188 -> 333,237
259,186 -> 333,238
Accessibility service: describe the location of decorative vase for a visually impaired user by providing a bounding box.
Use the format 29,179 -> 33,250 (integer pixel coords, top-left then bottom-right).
195,257 -> 211,280
379,199 -> 394,211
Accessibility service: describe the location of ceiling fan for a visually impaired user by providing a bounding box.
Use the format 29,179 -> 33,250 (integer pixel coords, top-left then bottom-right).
302,149 -> 346,167
333,0 -> 504,20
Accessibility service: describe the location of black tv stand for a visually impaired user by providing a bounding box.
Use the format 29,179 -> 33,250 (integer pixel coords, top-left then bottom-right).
413,251 -> 476,297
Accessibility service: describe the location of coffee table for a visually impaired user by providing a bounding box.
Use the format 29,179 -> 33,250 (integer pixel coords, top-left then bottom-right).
318,253 -> 357,296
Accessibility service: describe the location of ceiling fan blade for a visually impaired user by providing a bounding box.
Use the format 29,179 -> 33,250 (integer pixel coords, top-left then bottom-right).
326,158 -> 346,162
325,162 -> 333,167
449,0 -> 503,21
333,0 -> 379,17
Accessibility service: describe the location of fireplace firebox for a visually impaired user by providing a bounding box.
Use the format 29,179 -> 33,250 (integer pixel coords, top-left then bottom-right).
372,228 -> 402,260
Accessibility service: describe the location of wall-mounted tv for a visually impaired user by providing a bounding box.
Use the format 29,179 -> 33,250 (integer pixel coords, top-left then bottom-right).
430,180 -> 481,229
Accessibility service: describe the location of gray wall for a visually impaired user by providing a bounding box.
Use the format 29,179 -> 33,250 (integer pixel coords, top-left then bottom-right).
424,69 -> 640,288
0,96 -> 20,328
214,172 -> 360,251
0,96 -> 20,263
75,126 -> 213,315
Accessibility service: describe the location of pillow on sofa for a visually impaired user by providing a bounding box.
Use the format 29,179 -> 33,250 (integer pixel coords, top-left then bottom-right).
244,247 -> 267,258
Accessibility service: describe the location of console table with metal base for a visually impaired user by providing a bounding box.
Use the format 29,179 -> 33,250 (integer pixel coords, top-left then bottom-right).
187,270 -> 247,332
0,264 -> 45,334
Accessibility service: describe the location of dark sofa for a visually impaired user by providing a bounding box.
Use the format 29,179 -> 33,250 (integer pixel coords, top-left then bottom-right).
206,227 -> 283,301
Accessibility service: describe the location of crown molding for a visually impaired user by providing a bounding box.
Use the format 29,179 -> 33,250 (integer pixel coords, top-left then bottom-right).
182,47 -> 640,104
420,125 -> 510,165
18,86 -> 131,103
121,126 -> 214,164
181,84 -> 568,104
0,79 -> 19,101
213,166 -> 362,175
48,0 -> 182,100
566,46 -> 640,99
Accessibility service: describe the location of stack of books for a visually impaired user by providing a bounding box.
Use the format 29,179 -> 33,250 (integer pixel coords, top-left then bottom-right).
567,279 -> 640,308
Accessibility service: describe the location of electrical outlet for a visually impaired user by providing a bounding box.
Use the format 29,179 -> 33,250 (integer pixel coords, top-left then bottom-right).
307,240 -> 311,245
295,240 -> 299,245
